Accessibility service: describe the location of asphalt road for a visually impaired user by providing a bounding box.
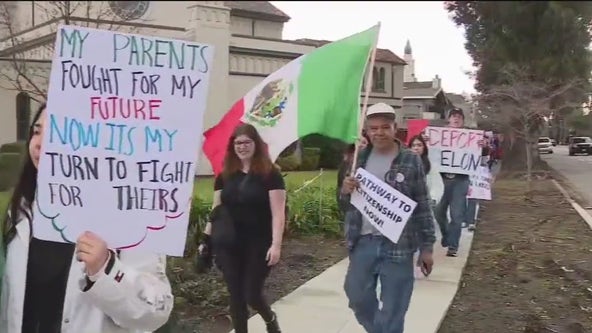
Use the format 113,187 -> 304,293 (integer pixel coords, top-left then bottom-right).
542,145 -> 592,207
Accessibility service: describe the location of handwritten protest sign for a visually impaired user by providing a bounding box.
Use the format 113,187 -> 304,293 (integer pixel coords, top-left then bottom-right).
33,25 -> 214,256
468,166 -> 492,200
350,168 -> 417,244
426,126 -> 485,176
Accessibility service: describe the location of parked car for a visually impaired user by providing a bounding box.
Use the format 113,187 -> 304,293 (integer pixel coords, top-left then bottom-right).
551,139 -> 557,146
538,137 -> 554,154
568,136 -> 592,156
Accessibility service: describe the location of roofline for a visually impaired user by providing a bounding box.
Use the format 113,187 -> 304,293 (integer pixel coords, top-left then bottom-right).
402,96 -> 437,100
230,9 -> 290,23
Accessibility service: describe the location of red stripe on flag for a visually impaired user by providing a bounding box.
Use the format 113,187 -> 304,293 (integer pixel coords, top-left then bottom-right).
406,119 -> 430,146
202,99 -> 246,176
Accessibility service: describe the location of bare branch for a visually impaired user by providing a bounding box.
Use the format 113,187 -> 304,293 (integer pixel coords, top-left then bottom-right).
476,65 -> 586,141
0,1 -> 144,102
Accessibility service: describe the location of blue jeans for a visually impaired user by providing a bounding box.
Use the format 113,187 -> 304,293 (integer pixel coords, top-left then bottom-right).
344,235 -> 415,333
435,176 -> 470,251
466,198 -> 479,226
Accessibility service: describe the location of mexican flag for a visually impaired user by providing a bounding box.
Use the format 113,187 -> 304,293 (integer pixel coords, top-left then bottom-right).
202,24 -> 380,175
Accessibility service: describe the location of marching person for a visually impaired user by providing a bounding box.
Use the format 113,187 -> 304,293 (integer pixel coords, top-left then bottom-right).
339,103 -> 436,333
433,107 -> 486,257
409,134 -> 443,278
197,124 -> 286,333
1,104 -> 174,333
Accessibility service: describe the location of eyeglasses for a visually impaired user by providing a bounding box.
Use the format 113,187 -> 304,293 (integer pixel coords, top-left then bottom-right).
234,140 -> 254,146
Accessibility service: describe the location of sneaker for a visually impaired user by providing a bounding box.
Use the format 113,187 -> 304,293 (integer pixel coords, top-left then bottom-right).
468,225 -> 476,232
446,249 -> 458,257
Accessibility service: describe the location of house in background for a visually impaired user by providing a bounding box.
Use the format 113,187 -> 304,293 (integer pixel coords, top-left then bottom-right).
0,1 -> 406,175
400,40 -> 477,131
402,76 -> 453,120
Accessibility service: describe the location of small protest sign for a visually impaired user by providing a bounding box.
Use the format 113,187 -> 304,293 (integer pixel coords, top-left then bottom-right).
468,166 -> 492,200
426,126 -> 485,176
34,25 -> 214,256
350,168 -> 417,244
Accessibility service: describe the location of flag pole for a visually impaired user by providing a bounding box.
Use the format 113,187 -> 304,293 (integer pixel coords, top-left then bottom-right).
350,22 -> 381,173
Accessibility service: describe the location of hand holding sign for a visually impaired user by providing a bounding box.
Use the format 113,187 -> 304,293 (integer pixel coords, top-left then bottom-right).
341,176 -> 359,195
76,231 -> 110,276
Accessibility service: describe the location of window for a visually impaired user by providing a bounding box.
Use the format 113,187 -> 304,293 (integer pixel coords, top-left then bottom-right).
372,66 -> 385,92
16,92 -> 31,142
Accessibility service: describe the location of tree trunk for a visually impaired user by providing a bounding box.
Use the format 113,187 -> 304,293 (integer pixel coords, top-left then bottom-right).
502,135 -> 527,171
525,138 -> 533,192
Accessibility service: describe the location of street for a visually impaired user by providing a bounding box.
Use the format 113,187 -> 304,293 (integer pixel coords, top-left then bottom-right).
542,145 -> 592,207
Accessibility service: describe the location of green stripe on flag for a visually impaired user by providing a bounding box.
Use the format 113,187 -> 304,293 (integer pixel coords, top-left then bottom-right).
297,24 -> 379,143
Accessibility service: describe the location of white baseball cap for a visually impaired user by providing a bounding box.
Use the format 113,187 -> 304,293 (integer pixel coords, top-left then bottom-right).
366,102 -> 396,118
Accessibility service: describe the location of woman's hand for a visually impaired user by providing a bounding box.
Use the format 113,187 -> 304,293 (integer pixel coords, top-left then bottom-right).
76,231 -> 110,276
266,243 -> 281,266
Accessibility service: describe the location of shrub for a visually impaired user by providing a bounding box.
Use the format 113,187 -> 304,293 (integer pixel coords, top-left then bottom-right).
184,179 -> 343,248
300,147 -> 321,171
0,153 -> 24,191
0,141 -> 26,154
301,134 -> 347,169
276,154 -> 300,171
286,184 -> 342,236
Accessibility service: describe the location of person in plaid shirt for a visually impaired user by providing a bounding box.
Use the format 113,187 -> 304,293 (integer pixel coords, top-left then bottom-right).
339,103 -> 436,333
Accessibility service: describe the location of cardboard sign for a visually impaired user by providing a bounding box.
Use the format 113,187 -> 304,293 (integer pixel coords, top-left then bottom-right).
426,126 -> 485,176
34,25 -> 214,256
350,168 -> 417,244
468,166 -> 492,200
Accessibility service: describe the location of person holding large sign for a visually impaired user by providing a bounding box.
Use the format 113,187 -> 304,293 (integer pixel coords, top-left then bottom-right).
339,103 -> 436,333
431,108 -> 486,257
0,105 -> 173,333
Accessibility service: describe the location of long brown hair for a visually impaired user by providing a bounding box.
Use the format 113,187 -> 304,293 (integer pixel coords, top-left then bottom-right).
409,134 -> 431,175
222,124 -> 274,179
5,103 -> 46,246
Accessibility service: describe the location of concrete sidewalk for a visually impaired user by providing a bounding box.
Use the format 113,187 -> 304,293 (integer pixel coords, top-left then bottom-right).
231,230 -> 475,333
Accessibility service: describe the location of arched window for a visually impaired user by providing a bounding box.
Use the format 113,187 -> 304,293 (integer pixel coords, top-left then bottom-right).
372,66 -> 386,92
16,92 -> 31,142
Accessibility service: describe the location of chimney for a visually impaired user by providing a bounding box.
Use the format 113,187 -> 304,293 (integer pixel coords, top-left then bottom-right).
432,74 -> 441,89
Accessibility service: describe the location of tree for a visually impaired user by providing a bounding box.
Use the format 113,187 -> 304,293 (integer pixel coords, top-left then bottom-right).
477,65 -> 584,189
0,1 -> 142,102
445,1 -> 592,169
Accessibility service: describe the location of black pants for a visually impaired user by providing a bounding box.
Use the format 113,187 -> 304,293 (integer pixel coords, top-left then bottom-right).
216,241 -> 274,333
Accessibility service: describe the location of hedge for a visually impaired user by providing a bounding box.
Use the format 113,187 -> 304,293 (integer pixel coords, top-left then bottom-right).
301,134 -> 347,169
0,153 -> 23,191
300,147 -> 321,171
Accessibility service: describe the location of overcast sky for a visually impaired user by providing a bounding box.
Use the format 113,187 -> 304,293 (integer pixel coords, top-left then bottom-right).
271,1 -> 476,95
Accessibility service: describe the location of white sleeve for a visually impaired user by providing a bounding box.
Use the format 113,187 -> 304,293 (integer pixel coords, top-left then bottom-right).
80,250 -> 174,331
428,163 -> 444,205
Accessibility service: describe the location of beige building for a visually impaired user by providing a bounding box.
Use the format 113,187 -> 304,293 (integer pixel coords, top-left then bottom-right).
401,40 -> 476,128
0,1 -> 406,175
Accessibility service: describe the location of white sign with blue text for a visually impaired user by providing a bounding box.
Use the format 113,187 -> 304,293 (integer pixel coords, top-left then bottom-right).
34,25 -> 214,256
350,168 -> 417,244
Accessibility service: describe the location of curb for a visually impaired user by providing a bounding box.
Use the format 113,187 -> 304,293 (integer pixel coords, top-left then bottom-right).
551,179 -> 592,230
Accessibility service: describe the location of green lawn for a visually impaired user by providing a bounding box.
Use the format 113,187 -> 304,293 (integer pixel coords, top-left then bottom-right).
0,171 -> 338,219
193,170 -> 338,200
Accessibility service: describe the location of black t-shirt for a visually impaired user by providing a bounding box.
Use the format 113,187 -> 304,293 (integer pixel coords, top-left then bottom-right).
214,169 -> 285,243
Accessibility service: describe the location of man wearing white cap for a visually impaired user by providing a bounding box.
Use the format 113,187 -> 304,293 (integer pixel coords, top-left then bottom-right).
339,103 -> 436,333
